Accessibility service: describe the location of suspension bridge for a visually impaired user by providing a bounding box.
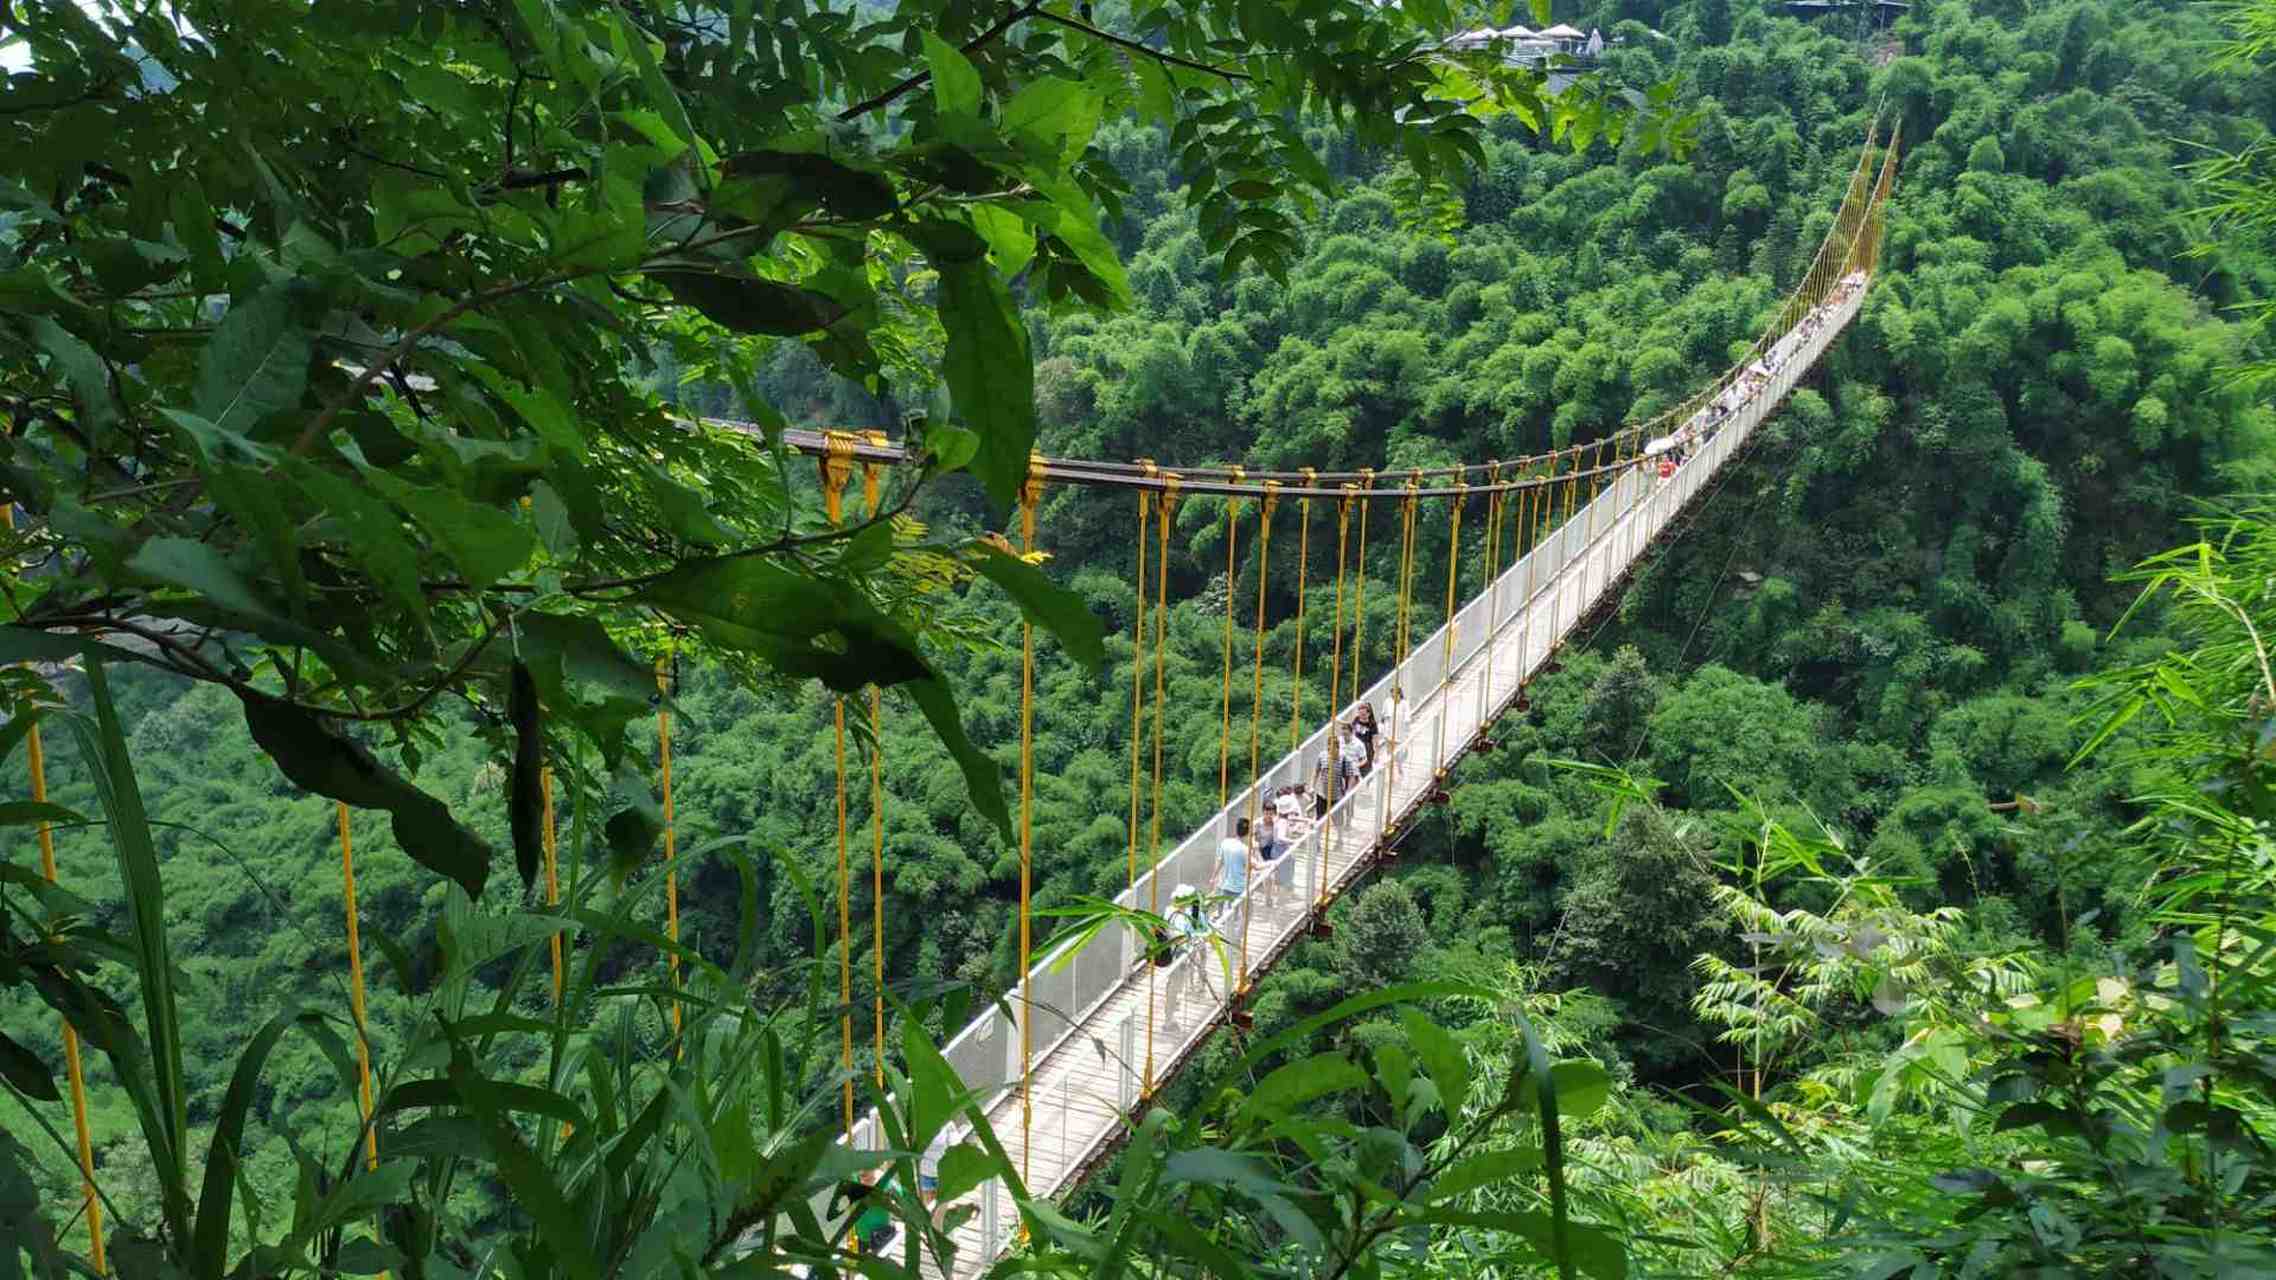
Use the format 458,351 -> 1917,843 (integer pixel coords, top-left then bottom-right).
744,125 -> 1907,1279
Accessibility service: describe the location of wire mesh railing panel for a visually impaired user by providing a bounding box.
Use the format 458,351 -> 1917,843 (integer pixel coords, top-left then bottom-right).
889,237 -> 1884,1280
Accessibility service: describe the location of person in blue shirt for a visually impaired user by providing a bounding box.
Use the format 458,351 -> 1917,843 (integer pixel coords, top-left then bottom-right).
1213,817 -> 1253,932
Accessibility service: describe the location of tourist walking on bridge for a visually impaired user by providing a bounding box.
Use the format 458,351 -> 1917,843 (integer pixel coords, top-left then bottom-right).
1352,702 -> 1379,772
1214,817 -> 1254,932
1164,883 -> 1214,1026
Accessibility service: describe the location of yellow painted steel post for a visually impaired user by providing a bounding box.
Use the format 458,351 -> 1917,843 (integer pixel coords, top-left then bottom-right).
1436,482 -> 1465,778
1478,464 -> 1504,727
338,804 -> 380,1170
1143,476 -> 1180,1096
5,505 -> 102,1272
1319,488 -> 1354,912
1217,472 -> 1245,810
1381,482 -> 1420,823
861,435 -> 888,1089
833,697 -> 852,1138
821,432 -> 854,1137
26,725 -> 104,1271
1348,469 -> 1374,703
1015,460 -> 1044,1181
863,437 -> 889,1091
1126,483 -> 1153,907
1239,482 -> 1278,996
1290,469 -> 1315,753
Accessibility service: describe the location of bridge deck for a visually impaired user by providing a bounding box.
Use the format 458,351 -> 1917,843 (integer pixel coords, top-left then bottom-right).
888,282 -> 1870,1278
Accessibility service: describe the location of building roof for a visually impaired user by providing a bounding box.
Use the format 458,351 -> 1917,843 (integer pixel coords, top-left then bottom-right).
1540,22 -> 1585,37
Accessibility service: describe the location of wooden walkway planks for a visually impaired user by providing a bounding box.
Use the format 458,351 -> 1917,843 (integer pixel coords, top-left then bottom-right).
904,284 -> 1870,1280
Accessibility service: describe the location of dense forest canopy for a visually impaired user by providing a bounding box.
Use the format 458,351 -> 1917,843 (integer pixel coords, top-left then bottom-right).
5,0 -> 2276,1277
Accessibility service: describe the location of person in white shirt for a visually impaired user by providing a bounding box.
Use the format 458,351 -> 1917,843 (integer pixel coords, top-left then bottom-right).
1271,789 -> 1308,900
919,1122 -> 963,1228
1337,721 -> 1366,794
1165,883 -> 1214,1024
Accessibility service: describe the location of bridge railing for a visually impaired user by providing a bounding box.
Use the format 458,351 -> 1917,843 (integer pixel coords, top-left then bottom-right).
937,276 -> 1863,1108
864,277 -> 1873,1273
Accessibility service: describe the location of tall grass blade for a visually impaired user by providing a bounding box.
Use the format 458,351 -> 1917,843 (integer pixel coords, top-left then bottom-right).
65,660 -> 192,1247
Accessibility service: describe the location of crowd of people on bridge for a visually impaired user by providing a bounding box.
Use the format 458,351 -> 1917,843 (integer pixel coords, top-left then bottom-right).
1151,266 -> 1872,1024
1639,268 -> 1868,477
1152,698 -> 1395,1020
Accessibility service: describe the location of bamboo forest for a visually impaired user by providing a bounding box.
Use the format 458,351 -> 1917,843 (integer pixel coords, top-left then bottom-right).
2,0 -> 2274,1278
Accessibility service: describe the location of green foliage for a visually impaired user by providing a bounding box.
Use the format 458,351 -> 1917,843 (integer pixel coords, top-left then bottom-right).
4,1 -> 2276,1278
1337,880 -> 1431,989
0,0 -> 1676,902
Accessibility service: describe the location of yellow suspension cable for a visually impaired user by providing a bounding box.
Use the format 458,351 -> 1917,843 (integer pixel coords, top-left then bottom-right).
1436,483 -> 1465,778
1385,483 -> 1420,810
833,699 -> 851,1141
8,503 -> 103,1275
1561,447 -> 1579,530
24,710 -> 104,1273
1289,469 -> 1315,753
1143,475 -> 1180,1096
1217,471 -> 1245,809
338,805 -> 389,1280
864,435 -> 889,1092
1126,482 -> 1152,906
1479,465 -> 1505,726
1318,488 -> 1354,913
1239,482 -> 1278,997
1016,459 -> 1044,1181
822,432 -> 854,1138
1348,469 -> 1374,701
338,803 -> 380,1173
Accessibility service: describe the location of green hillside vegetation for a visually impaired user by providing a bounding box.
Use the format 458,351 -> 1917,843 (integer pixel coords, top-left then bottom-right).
4,0 -> 2275,1276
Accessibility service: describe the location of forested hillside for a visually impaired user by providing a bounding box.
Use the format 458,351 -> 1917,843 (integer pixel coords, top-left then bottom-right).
5,0 -> 2274,1274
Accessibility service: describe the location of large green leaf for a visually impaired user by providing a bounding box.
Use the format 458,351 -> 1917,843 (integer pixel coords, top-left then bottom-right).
934,256 -> 1035,512
65,663 -> 192,1246
0,1028 -> 58,1102
653,271 -> 845,336
238,693 -> 494,899
289,461 -> 427,618
24,315 -> 118,436
1420,1210 -> 1626,1280
631,558 -> 928,692
1426,1148 -> 1542,1203
923,33 -> 982,117
906,676 -> 1011,838
967,543 -> 1106,675
193,284 -> 314,437
366,474 -> 537,589
444,1047 -> 604,1280
190,1007 -> 322,1280
719,149 -> 895,220
1001,77 -> 1101,161
125,535 -> 274,620
1402,1007 -> 1471,1119
1242,1052 -> 1369,1121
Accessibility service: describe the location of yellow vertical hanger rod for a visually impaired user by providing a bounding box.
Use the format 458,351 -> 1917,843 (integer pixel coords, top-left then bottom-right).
6,503 -> 105,1274
1016,458 -> 1044,1181
1143,476 -> 1179,1096
1217,472 -> 1245,810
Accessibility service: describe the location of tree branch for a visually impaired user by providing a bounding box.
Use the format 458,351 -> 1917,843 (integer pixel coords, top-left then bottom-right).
836,2 -> 1043,122
1031,7 -> 1251,81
